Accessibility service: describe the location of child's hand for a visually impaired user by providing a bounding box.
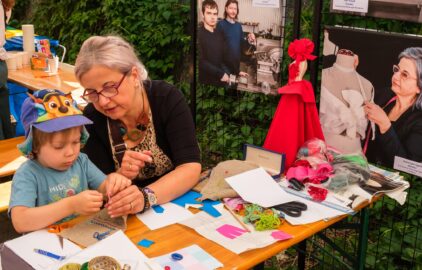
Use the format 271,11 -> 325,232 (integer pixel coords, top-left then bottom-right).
71,190 -> 103,215
105,173 -> 132,197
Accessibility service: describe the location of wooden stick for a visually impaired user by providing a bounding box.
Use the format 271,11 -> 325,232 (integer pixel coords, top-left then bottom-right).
223,203 -> 251,233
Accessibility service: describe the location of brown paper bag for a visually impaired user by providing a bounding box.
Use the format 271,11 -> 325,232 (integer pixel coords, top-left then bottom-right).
59,208 -> 127,247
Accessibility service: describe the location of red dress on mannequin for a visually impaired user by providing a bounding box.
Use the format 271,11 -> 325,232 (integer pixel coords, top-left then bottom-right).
263,39 -> 325,171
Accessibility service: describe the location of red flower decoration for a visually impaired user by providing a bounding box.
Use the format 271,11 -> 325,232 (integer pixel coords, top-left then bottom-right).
288,38 -> 317,62
287,38 -> 317,83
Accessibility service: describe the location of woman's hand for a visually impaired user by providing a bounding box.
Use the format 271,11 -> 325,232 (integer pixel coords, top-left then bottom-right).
70,190 -> 104,215
106,185 -> 145,218
364,101 -> 391,134
104,173 -> 132,197
118,150 -> 153,180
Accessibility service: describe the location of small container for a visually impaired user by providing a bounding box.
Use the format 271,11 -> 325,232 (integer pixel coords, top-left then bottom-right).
243,144 -> 285,179
12,52 -> 23,69
20,51 -> 30,66
5,53 -> 17,70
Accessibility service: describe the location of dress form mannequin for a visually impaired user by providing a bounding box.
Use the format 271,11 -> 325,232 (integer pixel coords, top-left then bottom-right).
264,39 -> 324,171
320,50 -> 374,154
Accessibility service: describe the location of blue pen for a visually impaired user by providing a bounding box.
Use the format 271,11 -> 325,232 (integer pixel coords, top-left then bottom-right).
33,248 -> 65,261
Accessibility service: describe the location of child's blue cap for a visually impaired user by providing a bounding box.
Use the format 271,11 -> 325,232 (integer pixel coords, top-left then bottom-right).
18,89 -> 92,157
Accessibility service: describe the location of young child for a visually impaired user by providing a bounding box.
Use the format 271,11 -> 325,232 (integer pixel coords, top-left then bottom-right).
9,89 -> 131,233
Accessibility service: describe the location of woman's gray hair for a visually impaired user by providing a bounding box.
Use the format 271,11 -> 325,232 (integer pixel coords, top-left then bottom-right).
399,47 -> 422,109
74,35 -> 148,82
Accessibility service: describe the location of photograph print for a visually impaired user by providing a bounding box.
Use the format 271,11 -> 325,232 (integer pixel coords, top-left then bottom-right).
320,26 -> 422,171
197,0 -> 285,94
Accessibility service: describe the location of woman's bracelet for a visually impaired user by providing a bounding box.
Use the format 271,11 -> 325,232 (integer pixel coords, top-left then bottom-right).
138,187 -> 150,214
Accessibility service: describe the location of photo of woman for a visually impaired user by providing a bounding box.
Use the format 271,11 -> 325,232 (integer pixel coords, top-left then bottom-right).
320,26 -> 422,170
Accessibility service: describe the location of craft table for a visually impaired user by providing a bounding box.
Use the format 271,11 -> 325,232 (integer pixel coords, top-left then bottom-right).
7,63 -> 79,94
0,136 -> 24,178
123,202 -> 369,270
1,191 -> 370,269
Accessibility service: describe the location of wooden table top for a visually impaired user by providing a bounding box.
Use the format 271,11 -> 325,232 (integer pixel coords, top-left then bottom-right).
124,208 -> 352,269
8,63 -> 79,94
0,136 -> 25,178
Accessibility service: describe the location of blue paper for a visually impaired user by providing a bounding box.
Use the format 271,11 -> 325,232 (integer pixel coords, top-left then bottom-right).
171,191 -> 221,217
138,239 -> 154,248
152,205 -> 165,213
201,200 -> 221,217
171,190 -> 202,207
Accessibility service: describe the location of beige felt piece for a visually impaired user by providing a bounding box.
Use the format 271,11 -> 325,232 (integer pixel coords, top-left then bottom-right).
59,208 -> 127,247
197,160 -> 259,201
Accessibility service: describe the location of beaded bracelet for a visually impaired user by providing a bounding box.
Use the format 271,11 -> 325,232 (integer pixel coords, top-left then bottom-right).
138,187 -> 150,214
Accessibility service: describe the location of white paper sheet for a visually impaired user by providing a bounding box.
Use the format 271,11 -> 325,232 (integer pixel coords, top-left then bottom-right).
4,229 -> 82,270
136,202 -> 194,230
51,230 -> 150,270
225,167 -> 298,207
178,204 -> 282,254
0,156 -> 27,175
280,196 -> 347,225
152,244 -> 223,270
225,168 -> 346,225
252,0 -> 279,8
332,0 -> 368,13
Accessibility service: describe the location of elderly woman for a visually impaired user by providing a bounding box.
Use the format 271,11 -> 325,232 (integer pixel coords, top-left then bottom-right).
75,35 -> 201,217
364,47 -> 422,167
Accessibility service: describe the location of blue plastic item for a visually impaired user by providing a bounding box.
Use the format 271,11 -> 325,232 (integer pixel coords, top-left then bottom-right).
5,36 -> 59,55
8,82 -> 28,136
171,253 -> 183,261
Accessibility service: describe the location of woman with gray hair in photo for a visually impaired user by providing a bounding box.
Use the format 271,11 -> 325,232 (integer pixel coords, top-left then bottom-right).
75,35 -> 201,217
364,47 -> 422,167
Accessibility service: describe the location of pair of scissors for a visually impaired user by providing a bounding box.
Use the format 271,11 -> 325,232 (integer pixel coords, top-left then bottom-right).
273,201 -> 308,217
47,223 -> 70,250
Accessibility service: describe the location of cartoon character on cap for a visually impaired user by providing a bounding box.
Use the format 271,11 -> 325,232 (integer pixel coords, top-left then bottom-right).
18,89 -> 93,158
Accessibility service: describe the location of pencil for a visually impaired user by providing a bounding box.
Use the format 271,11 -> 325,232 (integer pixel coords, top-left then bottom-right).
223,203 -> 251,233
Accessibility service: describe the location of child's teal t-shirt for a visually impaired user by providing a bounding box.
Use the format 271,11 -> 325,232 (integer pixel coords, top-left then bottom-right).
9,153 -> 106,221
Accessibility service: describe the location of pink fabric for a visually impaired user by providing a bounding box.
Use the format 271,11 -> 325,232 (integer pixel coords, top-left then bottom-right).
216,224 -> 248,239
271,230 -> 293,241
286,166 -> 310,181
286,162 -> 333,183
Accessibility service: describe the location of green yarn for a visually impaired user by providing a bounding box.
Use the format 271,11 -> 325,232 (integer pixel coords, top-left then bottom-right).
243,204 -> 281,231
243,204 -> 263,223
255,211 -> 281,231
335,154 -> 368,167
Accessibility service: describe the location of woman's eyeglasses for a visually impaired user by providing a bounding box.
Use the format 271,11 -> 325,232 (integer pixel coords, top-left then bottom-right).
393,65 -> 417,81
82,72 -> 128,103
